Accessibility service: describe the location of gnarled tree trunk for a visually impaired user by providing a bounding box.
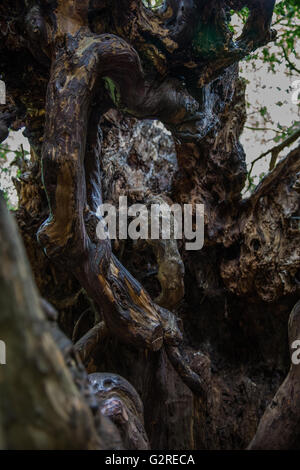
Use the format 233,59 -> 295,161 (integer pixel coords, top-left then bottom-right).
0,0 -> 299,450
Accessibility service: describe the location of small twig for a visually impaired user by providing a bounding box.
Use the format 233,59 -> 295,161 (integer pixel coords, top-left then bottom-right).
245,127 -> 300,193
281,44 -> 300,75
245,126 -> 282,134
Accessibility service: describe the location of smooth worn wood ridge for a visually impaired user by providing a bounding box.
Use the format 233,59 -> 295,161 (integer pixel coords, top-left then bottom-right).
1,0 -> 299,450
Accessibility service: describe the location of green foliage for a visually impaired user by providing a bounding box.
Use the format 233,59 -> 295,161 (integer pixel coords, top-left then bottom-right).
231,1 -> 299,74
273,0 -> 300,74
273,121 -> 300,142
104,77 -> 121,107
0,142 -> 30,210
142,0 -> 164,9
247,1 -> 300,75
240,1 -> 300,194
192,22 -> 226,57
0,143 -> 9,162
230,6 -> 250,24
1,189 -> 15,211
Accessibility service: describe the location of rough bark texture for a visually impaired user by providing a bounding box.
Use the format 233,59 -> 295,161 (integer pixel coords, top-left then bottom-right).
0,194 -> 102,450
0,0 -> 299,450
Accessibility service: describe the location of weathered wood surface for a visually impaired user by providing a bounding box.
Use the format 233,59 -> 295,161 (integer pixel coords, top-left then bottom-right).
1,0 -> 299,450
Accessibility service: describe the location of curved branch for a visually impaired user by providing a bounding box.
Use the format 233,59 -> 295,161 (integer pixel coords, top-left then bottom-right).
237,0 -> 276,48
246,127 -> 300,192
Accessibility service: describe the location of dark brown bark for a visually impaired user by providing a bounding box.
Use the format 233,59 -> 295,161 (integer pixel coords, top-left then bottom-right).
0,194 -> 102,449
1,0 -> 299,451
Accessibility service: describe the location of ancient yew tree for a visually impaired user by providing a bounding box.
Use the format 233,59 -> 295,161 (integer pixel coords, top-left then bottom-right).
0,0 -> 299,450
